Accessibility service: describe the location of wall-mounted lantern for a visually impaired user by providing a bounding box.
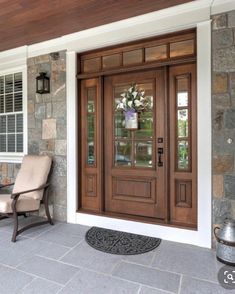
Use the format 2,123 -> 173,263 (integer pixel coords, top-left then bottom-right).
36,72 -> 50,94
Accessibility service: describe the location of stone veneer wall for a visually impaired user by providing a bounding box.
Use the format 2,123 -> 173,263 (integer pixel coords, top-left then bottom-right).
0,51 -> 67,221
212,12 -> 235,231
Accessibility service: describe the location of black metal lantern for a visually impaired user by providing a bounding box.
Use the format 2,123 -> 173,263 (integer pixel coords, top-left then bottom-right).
36,72 -> 50,94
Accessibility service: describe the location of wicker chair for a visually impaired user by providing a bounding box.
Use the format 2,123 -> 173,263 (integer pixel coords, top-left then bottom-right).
0,155 -> 53,242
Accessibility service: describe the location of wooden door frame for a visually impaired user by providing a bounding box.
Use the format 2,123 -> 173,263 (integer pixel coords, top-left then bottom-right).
77,29 -> 197,229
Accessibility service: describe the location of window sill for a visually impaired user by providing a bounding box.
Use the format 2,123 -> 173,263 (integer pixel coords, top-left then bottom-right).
0,153 -> 24,163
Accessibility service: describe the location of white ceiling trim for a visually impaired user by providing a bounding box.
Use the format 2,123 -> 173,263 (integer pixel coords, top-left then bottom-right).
0,0 -> 233,64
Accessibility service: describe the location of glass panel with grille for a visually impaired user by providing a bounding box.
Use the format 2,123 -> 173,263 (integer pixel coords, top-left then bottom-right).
0,72 -> 23,153
113,82 -> 154,168
176,75 -> 190,170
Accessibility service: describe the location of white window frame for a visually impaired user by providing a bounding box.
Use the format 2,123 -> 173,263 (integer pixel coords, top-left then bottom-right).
0,66 -> 27,163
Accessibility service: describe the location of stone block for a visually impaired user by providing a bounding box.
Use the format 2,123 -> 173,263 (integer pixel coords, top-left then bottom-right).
46,139 -> 55,151
212,109 -> 224,131
213,129 -> 235,154
212,73 -> 228,94
51,60 -> 66,72
225,175 -> 235,199
213,46 -> 235,72
52,84 -> 66,101
28,100 -> 35,114
56,118 -> 67,139
213,155 -> 234,173
42,119 -> 57,139
212,94 -> 231,107
52,101 -> 66,119
35,93 -> 44,104
46,103 -> 52,118
55,140 -> 67,156
224,108 -> 235,128
28,114 -> 36,129
53,156 -> 67,177
212,29 -> 233,49
28,141 -> 40,155
229,72 -> 235,96
34,55 -> 50,64
228,10 -> 235,28
28,128 -> 41,140
35,104 -> 46,119
212,14 -> 227,30
213,175 -> 224,198
53,204 -> 67,221
213,198 -> 231,224
53,188 -> 67,207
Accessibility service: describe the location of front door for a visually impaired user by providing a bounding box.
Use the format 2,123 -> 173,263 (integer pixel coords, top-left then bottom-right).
104,69 -> 166,219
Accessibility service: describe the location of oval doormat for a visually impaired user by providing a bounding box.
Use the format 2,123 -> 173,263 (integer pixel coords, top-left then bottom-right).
85,227 -> 161,255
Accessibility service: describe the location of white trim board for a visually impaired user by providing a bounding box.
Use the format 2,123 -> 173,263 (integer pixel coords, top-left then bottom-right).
66,20 -> 212,248
0,0 -> 233,60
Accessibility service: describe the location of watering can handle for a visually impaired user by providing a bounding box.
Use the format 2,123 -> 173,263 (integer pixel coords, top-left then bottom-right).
214,226 -> 235,247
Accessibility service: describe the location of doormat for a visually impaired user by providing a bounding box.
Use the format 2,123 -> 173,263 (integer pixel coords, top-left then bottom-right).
85,227 -> 161,255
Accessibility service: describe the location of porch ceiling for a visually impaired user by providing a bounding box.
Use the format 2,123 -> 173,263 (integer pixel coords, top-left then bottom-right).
0,0 -> 192,53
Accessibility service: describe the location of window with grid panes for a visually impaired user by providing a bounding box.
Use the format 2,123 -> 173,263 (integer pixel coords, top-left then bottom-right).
0,72 -> 23,153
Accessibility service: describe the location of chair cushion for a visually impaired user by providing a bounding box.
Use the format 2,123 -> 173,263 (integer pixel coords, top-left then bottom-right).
13,155 -> 52,200
0,194 -> 40,213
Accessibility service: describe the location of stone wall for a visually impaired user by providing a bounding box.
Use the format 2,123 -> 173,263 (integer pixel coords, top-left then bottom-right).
212,12 -> 235,230
0,51 -> 67,221
27,51 -> 67,221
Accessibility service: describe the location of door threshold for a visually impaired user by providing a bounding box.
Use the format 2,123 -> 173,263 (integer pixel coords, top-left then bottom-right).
77,208 -> 197,231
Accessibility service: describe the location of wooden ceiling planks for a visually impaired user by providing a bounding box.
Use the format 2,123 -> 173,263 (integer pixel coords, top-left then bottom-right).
0,0 -> 192,52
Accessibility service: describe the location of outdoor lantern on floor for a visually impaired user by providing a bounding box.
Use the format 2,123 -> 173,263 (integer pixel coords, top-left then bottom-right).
36,72 -> 50,94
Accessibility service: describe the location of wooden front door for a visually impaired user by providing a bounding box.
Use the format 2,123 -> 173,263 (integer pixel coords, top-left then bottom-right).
104,70 -> 166,219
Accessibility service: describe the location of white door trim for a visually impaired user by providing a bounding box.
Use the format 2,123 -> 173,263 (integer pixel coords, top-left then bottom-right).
66,19 -> 212,248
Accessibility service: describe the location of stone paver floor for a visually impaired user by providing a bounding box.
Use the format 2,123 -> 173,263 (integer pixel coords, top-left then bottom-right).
0,216 -> 231,294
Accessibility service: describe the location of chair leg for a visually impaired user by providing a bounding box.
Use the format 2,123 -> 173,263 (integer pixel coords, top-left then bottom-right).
44,187 -> 54,225
12,211 -> 18,242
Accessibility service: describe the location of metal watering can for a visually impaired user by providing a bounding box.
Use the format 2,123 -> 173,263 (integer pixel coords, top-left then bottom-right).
214,219 -> 235,266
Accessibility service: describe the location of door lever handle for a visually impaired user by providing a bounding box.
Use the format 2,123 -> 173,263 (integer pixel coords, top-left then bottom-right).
158,148 -> 163,167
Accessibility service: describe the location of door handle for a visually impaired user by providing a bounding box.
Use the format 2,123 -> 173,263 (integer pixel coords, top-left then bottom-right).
158,148 -> 163,167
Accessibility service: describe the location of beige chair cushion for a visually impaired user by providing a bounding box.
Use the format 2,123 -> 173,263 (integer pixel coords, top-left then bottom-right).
0,194 -> 40,213
13,155 -> 52,200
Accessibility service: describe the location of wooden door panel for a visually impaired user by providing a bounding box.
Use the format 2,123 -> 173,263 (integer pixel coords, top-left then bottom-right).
104,70 -> 166,220
80,78 -> 102,212
112,176 -> 156,203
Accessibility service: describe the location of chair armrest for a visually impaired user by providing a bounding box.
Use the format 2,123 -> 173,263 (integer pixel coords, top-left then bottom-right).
11,183 -> 50,200
0,183 -> 14,189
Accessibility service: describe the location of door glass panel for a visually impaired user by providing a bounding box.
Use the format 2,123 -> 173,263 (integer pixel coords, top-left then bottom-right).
176,75 -> 190,171
87,115 -> 95,165
135,141 -> 153,168
86,86 -> 96,166
115,141 -> 132,167
123,49 -> 143,66
178,140 -> 189,170
135,112 -> 153,139
87,87 -> 96,113
114,113 -> 130,138
83,58 -> 101,73
145,45 -> 167,62
102,54 -> 121,69
113,82 -> 154,168
177,109 -> 188,137
170,39 -> 194,58
177,92 -> 188,107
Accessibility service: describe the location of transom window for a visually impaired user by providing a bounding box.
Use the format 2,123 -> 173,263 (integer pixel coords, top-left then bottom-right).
0,72 -> 23,153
